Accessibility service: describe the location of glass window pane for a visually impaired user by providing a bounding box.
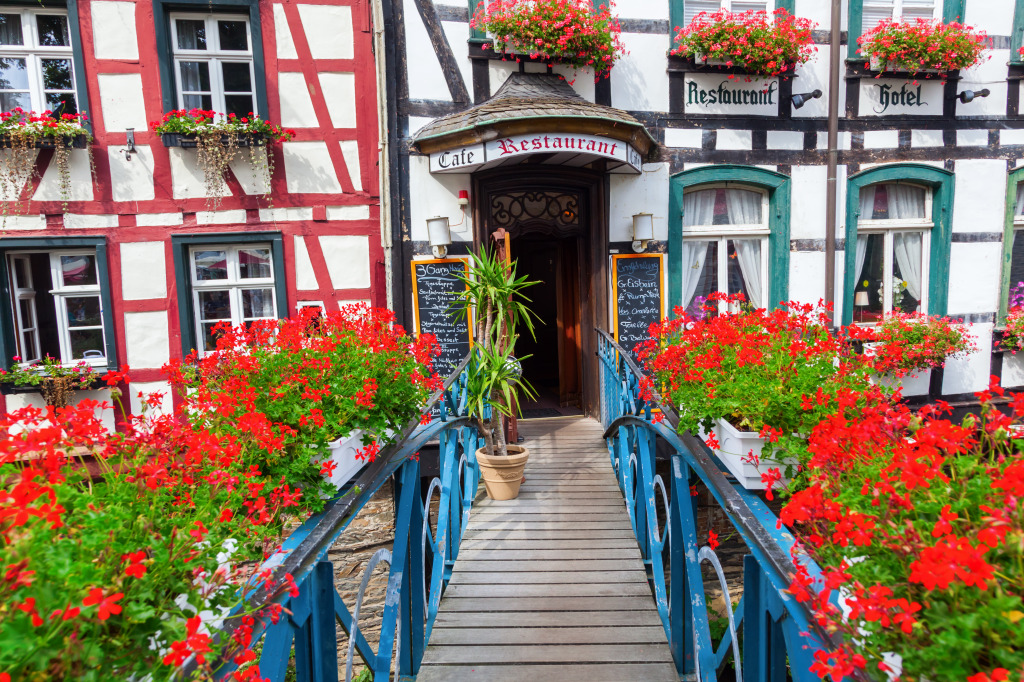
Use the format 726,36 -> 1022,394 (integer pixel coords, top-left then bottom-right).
197,290 -> 232,320
238,248 -> 271,279
0,14 -> 23,46
0,57 -> 30,92
731,1 -> 767,11
0,92 -> 29,112
60,255 -> 97,287
224,94 -> 254,118
68,329 -> 104,359
35,15 -> 69,47
46,92 -> 77,115
221,62 -> 252,92
194,250 -> 228,280
862,183 -> 927,221
179,61 -> 210,92
892,232 -> 923,313
684,0 -> 720,25
218,20 -> 248,51
854,233 -> 885,323
682,240 -> 717,315
176,19 -> 207,50
727,239 -> 763,308
21,332 -> 36,362
201,322 -> 225,351
183,93 -> 213,111
901,0 -> 935,20
1016,184 -> 1024,217
241,288 -> 275,318
683,189 -> 717,228
65,296 -> 102,327
18,299 -> 33,327
1010,231 -> 1024,309
41,58 -> 73,91
12,258 -> 27,288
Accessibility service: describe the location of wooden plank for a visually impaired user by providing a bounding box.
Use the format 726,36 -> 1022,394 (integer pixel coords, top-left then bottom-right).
417,663 -> 679,682
435,596 -> 657,612
452,558 -> 644,572
464,522 -> 635,531
433,610 -> 664,628
461,529 -> 637,540
474,499 -> 624,508
442,582 -> 653,597
455,548 -> 640,560
472,505 -> 625,514
467,513 -> 630,523
514,492 -> 624,500
449,570 -> 648,585
421,643 -> 674,664
428,626 -> 668,645
458,538 -> 639,550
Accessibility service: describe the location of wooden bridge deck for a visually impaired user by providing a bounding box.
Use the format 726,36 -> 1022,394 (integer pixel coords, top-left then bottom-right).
417,417 -> 678,682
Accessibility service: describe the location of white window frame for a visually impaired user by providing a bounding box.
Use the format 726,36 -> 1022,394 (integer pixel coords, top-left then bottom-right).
7,249 -> 107,367
862,0 -> 939,33
190,244 -> 277,355
855,181 -> 933,318
170,12 -> 256,116
685,0 -> 774,25
9,255 -> 39,364
0,6 -> 78,114
682,183 -> 771,312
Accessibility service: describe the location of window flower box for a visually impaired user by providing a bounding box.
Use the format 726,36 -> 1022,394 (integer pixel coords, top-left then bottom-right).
671,9 -> 815,79
858,19 -> 987,78
470,0 -> 625,76
705,418 -> 794,490
0,110 -> 93,210
323,429 -> 367,490
160,132 -> 266,149
0,133 -> 89,150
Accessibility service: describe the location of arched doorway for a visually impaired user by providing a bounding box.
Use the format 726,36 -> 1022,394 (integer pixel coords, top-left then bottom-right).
473,168 -> 608,416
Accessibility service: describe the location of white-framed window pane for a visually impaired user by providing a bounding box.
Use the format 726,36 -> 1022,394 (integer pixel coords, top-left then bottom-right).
727,238 -> 764,308
35,14 -> 69,47
860,183 -> 927,221
1009,229 -> 1024,302
175,19 -> 207,50
684,0 -> 721,25
683,187 -> 764,228
194,250 -> 228,281
0,13 -> 23,45
681,239 -> 718,309
20,330 -> 36,362
863,0 -> 895,31
0,56 -> 29,91
1015,184 -> 1024,219
238,248 -> 271,279
900,0 -> 936,20
67,328 -> 103,359
65,295 -> 102,327
241,288 -> 275,319
731,1 -> 768,12
179,60 -> 210,94
217,19 -> 248,51
60,254 -> 97,287
892,231 -> 923,313
197,289 -> 232,351
854,232 -> 885,321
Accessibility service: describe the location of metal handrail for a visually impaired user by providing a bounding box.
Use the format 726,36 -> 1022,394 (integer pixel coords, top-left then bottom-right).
177,353 -> 474,679
594,328 -> 843,662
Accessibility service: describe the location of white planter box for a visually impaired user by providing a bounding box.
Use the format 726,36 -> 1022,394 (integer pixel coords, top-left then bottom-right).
324,429 -> 367,489
707,418 -> 792,490
694,52 -> 731,66
868,55 -> 943,74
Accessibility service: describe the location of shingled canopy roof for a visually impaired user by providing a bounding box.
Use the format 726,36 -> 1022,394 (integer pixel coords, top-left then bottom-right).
413,72 -> 656,170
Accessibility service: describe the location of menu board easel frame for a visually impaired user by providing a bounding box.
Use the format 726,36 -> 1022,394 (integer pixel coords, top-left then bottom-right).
410,256 -> 475,350
610,252 -> 665,350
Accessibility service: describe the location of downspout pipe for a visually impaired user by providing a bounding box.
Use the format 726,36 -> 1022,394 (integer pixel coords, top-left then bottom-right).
825,0 -> 842,319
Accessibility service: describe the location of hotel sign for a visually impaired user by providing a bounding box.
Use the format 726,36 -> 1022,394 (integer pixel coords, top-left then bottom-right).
859,78 -> 944,116
428,133 -> 642,174
683,73 -> 780,116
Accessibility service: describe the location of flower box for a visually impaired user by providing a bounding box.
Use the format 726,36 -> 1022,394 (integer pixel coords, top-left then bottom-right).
693,52 -> 731,67
0,133 -> 89,150
323,429 -> 367,490
707,418 -> 793,490
867,55 -> 944,74
160,132 -> 266,149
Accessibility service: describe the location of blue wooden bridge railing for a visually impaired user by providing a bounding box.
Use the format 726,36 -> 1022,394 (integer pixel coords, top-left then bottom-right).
596,329 -> 841,681
177,353 -> 484,682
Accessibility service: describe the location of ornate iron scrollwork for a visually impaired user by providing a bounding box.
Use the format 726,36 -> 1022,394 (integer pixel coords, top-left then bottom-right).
488,190 -> 581,231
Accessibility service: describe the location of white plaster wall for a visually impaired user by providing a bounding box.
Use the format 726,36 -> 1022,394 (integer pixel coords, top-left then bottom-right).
65,214 -> 118,229
552,64 -> 597,101
408,116 -> 433,136
442,20 -> 474,101
957,51 -> 1009,118
612,33 -> 670,112
339,140 -> 363,191
0,148 -> 36,201
794,0 -> 839,27
1002,352 -> 1024,388
964,0 -> 1014,33
129,380 -> 174,419
717,130 -> 752,150
108,145 -> 155,201
792,47 -> 837,120
33,150 -> 93,201
952,159 -> 1007,233
767,130 -> 804,150
405,0 -> 452,101
489,62 -> 517,97
664,128 -> 703,148
120,241 -> 167,301
298,4 -> 354,59
124,311 -> 170,368
168,148 -> 229,199
6,389 -> 115,431
608,163 -> 669,242
863,130 -> 898,148
196,209 -> 246,225
408,155 -> 472,242
319,235 -> 370,289
293,235 -> 319,290
97,74 -> 148,132
947,242 -> 1002,315
911,129 -> 943,147
319,73 -> 357,129
260,206 -> 314,222
282,142 -> 343,193
326,205 -> 371,220
91,1 -> 138,60
789,251 -> 826,307
273,3 -> 298,59
791,165 -> 827,240
942,324 -> 992,394
1,215 -> 45,230
136,213 -> 183,226
279,72 -> 319,128
620,0 -> 669,21
227,149 -> 271,195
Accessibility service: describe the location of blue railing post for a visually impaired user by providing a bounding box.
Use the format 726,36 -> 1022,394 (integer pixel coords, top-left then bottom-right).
395,459 -> 426,678
669,456 -> 688,676
291,561 -> 339,682
376,460 -> 419,680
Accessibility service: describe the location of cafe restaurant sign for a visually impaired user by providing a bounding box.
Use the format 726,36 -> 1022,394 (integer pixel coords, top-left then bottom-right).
428,133 -> 642,174
683,72 -> 780,116
858,78 -> 944,117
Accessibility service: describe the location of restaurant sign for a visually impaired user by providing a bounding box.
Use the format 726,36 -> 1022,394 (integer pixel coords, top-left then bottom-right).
683,73 -> 780,116
858,78 -> 944,117
429,133 -> 642,174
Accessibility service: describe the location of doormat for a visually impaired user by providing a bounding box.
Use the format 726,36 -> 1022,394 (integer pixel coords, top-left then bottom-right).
521,408 -> 563,419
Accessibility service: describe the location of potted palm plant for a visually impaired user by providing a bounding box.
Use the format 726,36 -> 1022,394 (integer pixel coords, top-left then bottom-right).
453,247 -> 538,500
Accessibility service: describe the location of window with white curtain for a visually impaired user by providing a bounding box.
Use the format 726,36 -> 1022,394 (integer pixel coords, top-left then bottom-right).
861,0 -> 938,34
684,0 -> 772,25
0,7 -> 78,114
171,13 -> 255,116
1008,183 -> 1024,307
190,244 -> 277,353
852,182 -> 932,323
681,185 -> 770,313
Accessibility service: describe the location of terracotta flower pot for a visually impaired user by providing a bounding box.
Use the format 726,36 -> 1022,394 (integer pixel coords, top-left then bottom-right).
475,444 -> 530,500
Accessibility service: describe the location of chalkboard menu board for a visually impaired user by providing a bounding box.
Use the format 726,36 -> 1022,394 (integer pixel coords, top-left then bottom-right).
411,258 -> 473,377
612,254 -> 664,362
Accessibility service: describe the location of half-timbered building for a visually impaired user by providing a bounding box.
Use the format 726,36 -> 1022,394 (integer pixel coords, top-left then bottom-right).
386,0 -> 1024,417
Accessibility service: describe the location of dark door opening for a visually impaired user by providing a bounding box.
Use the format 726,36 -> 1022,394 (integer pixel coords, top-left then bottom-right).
513,235 -> 583,416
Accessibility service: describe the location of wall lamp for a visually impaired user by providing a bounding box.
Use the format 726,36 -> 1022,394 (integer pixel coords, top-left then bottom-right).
957,88 -> 990,104
632,213 -> 654,253
123,128 -> 136,161
426,191 -> 470,258
791,89 -> 823,110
